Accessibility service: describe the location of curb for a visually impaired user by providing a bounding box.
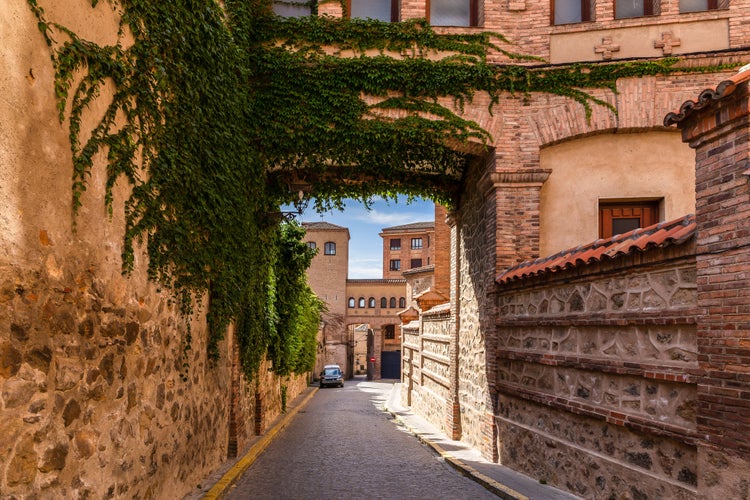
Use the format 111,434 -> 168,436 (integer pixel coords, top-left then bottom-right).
202,387 -> 319,500
389,412 -> 528,500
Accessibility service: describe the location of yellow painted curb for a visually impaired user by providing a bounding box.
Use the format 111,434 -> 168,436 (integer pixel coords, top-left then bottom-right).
202,387 -> 319,500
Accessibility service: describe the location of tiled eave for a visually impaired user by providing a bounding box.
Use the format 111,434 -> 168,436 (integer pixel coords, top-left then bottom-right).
663,67 -> 750,126
496,214 -> 696,285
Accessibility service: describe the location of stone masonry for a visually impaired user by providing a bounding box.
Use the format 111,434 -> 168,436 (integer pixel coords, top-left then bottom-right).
0,2 -> 310,497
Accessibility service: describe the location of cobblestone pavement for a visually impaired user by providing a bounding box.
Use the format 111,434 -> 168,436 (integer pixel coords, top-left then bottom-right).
224,378 -> 499,499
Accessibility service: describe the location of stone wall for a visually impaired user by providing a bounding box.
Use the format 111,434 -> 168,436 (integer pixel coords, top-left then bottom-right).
404,306 -> 453,433
494,246 -> 699,498
0,2 -> 311,497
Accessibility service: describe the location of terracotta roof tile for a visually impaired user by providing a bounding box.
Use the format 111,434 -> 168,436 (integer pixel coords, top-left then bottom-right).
496,214 -> 696,285
381,221 -> 434,232
302,221 -> 348,231
664,66 -> 750,126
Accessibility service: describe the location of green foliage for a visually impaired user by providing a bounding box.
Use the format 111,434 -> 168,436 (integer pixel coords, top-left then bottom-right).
28,0 -> 734,379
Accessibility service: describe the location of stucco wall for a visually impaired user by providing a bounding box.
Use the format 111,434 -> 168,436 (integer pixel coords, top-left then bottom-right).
539,131 -> 696,256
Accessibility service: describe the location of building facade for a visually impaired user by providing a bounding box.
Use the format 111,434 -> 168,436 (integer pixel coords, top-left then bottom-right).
302,222 -> 410,379
380,222 -> 436,279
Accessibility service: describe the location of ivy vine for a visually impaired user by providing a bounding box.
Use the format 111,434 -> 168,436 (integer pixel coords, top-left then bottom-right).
27,0 -> 736,379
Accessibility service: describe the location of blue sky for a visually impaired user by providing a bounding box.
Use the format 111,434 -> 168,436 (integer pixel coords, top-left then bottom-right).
297,196 -> 435,279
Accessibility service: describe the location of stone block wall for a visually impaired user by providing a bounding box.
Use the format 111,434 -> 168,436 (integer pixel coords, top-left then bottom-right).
406,306 -> 453,434
494,246 -> 700,498
1,2 -> 312,497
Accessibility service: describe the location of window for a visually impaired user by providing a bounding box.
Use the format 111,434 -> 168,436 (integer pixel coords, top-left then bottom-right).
350,0 -> 400,21
380,297 -> 387,308
384,325 -> 396,340
410,258 -> 423,269
399,297 -> 406,308
390,238 -> 401,250
615,0 -> 658,18
553,0 -> 592,24
358,297 -> 366,308
599,201 -> 660,239
389,259 -> 401,271
429,0 -> 481,26
348,297 -> 356,308
679,0 -> 718,11
273,0 -> 311,17
368,297 -> 376,308
389,297 -> 397,308
324,242 -> 336,255
307,241 -> 317,250
411,238 -> 423,249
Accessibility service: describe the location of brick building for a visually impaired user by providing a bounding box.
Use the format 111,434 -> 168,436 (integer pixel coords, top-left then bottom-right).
302,221 -> 410,379
380,222 -> 435,279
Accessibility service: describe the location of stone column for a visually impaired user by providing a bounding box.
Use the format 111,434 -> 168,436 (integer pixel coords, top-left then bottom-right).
672,73 -> 750,497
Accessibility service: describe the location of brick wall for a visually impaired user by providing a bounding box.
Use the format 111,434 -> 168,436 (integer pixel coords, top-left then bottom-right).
673,73 -> 750,498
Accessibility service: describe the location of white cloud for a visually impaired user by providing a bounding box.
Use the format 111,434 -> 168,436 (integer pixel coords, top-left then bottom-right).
351,208 -> 430,226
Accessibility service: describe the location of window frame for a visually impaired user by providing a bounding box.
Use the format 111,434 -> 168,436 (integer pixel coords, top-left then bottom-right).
410,237 -> 423,250
384,324 -> 396,340
679,0 -> 719,12
551,0 -> 592,25
307,241 -> 316,250
380,297 -> 388,308
599,200 -> 660,239
427,0 -> 481,27
410,258 -> 423,269
390,238 -> 401,250
324,241 -> 336,255
348,297 -> 356,308
348,0 -> 400,22
614,0 -> 656,19
389,259 -> 401,271
358,297 -> 366,308
389,297 -> 397,308
368,297 -> 376,308
399,297 -> 406,308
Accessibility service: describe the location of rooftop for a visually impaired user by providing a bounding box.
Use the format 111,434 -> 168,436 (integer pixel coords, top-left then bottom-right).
664,65 -> 750,126
381,221 -> 434,232
496,214 -> 696,285
302,221 -> 348,231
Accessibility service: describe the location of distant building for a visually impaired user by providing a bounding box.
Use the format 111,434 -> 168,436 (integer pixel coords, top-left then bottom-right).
379,222 -> 435,279
302,221 -> 411,379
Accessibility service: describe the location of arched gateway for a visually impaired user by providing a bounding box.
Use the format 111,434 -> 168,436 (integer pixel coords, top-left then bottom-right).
3,1 -> 750,498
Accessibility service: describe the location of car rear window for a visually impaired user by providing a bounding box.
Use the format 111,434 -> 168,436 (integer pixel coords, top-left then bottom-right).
324,368 -> 340,376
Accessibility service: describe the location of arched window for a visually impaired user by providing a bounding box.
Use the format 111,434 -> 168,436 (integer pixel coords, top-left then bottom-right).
368,297 -> 376,308
324,241 -> 336,255
348,297 -> 355,308
358,297 -> 366,308
399,297 -> 406,308
389,297 -> 396,308
380,297 -> 387,308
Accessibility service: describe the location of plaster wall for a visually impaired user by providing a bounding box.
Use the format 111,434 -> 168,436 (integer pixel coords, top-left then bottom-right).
539,131 -> 696,257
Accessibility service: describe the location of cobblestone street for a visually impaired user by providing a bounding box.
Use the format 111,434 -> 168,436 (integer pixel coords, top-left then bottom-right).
224,378 -> 499,499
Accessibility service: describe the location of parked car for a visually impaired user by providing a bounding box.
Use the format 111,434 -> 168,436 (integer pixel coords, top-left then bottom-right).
319,364 -> 344,388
